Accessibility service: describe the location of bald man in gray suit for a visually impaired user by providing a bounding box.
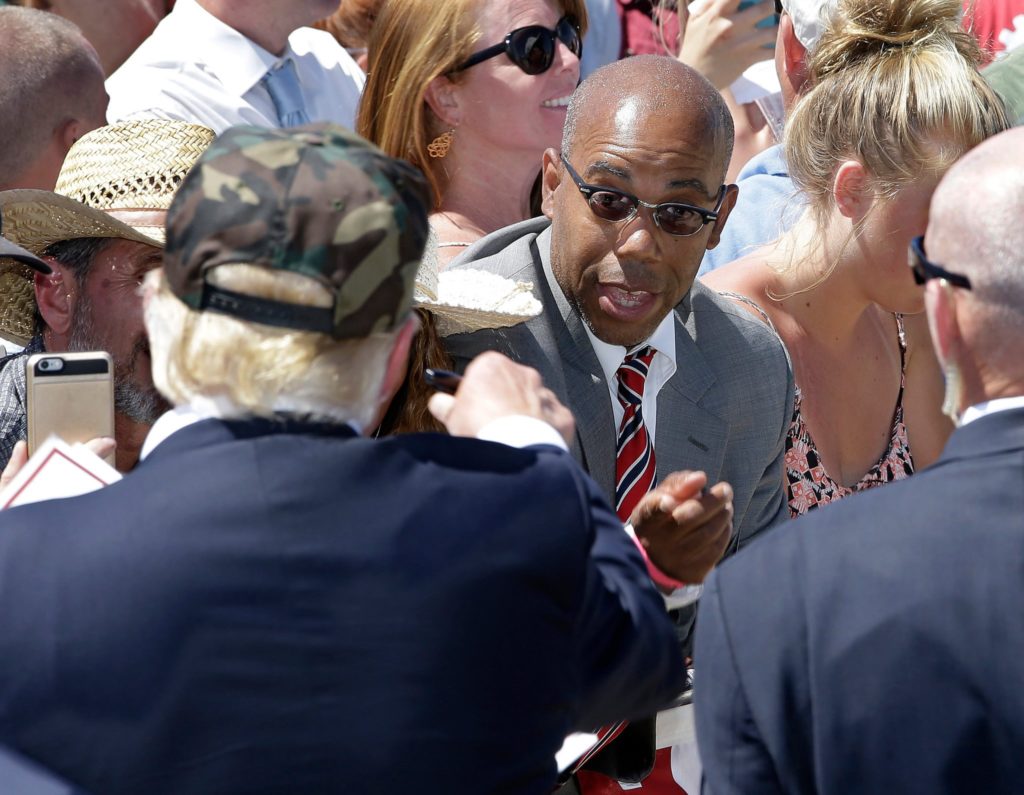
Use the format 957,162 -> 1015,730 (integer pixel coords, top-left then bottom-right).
445,55 -> 794,791
448,55 -> 792,572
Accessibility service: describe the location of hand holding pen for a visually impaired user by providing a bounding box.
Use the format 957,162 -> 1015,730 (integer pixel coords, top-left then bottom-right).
426,352 -> 574,444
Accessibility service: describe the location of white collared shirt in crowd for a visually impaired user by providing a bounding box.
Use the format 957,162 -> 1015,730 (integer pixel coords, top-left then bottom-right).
960,396 -> 1024,425
140,402 -> 569,463
106,0 -> 365,134
583,311 -> 678,440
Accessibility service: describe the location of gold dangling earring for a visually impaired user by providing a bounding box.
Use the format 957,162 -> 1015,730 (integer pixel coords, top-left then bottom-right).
427,129 -> 455,159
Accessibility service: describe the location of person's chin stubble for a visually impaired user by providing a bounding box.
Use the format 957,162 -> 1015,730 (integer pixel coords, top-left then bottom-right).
67,293 -> 169,425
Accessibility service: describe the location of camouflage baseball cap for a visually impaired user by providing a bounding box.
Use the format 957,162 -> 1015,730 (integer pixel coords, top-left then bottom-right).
163,123 -> 431,339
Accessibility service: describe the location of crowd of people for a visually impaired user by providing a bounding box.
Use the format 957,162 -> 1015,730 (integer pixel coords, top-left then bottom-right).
0,0 -> 1021,793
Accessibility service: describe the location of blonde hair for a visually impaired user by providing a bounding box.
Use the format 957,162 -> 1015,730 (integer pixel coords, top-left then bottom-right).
145,267 -> 399,429
786,0 -> 1008,222
356,0 -> 588,208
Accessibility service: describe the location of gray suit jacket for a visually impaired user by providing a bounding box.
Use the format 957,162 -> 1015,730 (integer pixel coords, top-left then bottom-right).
446,218 -> 794,554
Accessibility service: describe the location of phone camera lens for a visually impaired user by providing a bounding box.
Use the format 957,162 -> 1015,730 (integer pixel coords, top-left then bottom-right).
38,358 -> 64,373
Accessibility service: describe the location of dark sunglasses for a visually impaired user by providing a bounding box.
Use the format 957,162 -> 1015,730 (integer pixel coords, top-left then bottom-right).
908,236 -> 972,289
561,155 -> 726,237
454,16 -> 582,75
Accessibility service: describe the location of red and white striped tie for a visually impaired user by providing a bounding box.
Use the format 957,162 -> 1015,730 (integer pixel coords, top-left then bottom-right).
614,346 -> 657,522
570,346 -> 660,782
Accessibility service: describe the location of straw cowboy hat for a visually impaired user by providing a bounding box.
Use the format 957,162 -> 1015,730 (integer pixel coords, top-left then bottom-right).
0,119 -> 216,346
413,229 -> 541,336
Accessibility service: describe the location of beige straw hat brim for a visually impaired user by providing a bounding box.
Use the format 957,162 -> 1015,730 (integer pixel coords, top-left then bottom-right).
415,268 -> 542,337
0,119 -> 215,344
0,190 -> 164,254
0,261 -> 37,347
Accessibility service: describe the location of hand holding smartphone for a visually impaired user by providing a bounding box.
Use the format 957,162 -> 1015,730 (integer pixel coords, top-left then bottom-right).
26,352 -> 115,464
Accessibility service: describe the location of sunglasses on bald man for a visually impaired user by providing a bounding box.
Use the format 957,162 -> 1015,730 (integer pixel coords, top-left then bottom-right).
454,16 -> 582,75
909,236 -> 972,289
561,155 -> 727,237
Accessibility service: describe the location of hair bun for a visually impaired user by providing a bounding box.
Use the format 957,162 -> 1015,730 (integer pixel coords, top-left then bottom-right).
810,0 -> 980,82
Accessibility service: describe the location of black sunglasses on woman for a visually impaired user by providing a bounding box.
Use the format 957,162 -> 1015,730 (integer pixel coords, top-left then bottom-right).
453,16 -> 582,75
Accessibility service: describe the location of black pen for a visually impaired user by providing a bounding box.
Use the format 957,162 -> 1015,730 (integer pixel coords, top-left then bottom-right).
424,368 -> 462,395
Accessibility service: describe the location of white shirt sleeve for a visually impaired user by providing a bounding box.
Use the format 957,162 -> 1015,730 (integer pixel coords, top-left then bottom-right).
474,416 -> 569,452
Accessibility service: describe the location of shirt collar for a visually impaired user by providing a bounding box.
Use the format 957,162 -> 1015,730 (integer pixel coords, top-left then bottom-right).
140,397 -> 365,461
140,398 -> 243,461
582,310 -> 677,386
172,0 -> 291,96
960,396 -> 1024,426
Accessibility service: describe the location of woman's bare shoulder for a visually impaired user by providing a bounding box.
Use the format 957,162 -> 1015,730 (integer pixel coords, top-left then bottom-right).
700,250 -> 774,296
699,251 -> 780,325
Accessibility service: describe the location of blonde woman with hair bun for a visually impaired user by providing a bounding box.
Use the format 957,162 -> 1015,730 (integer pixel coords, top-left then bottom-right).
357,0 -> 587,267
703,0 -> 1009,516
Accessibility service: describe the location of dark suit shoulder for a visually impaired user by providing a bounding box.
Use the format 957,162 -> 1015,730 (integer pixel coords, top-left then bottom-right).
704,422 -> 1024,793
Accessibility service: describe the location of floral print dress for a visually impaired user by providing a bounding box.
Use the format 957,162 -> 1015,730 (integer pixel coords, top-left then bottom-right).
721,292 -> 915,517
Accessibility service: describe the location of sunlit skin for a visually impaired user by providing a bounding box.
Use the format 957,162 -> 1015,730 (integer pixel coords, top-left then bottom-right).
544,94 -> 737,348
459,0 -> 580,161
430,0 -> 581,260
197,0 -> 340,54
703,172 -> 951,486
81,239 -> 163,391
41,237 -> 167,471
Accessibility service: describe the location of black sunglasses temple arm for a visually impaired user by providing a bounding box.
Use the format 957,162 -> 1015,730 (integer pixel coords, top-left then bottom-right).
453,43 -> 505,73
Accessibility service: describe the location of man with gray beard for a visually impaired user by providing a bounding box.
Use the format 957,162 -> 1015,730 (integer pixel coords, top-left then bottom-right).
0,120 -> 214,471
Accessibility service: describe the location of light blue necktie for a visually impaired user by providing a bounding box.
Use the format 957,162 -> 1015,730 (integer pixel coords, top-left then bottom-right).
262,59 -> 310,128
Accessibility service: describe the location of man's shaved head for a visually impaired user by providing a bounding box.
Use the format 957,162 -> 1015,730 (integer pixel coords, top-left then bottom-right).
0,7 -> 107,190
545,54 -> 739,347
926,127 -> 1024,379
928,128 -> 1024,322
562,55 -> 735,182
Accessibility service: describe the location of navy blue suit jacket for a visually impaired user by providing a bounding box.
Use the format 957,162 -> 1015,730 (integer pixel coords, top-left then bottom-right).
0,418 -> 685,795
694,408 -> 1024,794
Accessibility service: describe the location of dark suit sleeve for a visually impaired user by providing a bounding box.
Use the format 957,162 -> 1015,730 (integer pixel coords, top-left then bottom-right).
694,572 -> 784,795
568,461 -> 687,731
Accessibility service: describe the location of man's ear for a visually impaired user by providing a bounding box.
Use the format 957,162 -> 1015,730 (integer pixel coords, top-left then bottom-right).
925,277 -> 960,369
540,148 -> 562,220
34,261 -> 75,338
833,160 -> 873,221
779,13 -> 809,94
424,75 -> 462,129
56,118 -> 83,157
705,183 -> 739,250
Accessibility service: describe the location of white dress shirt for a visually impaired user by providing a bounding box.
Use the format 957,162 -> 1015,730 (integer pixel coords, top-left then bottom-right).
960,396 -> 1024,426
141,402 -> 567,462
106,0 -> 365,134
582,312 -> 678,441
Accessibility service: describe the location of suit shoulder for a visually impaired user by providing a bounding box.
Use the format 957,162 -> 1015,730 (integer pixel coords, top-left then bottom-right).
449,217 -> 550,281
385,432 -> 576,479
684,283 -> 792,410
689,282 -> 788,359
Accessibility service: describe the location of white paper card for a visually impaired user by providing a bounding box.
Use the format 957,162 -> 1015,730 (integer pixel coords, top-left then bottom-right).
1,435 -> 121,510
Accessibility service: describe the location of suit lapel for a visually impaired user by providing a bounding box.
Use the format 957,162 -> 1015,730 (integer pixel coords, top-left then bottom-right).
536,229 -> 618,499
655,297 -> 727,484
